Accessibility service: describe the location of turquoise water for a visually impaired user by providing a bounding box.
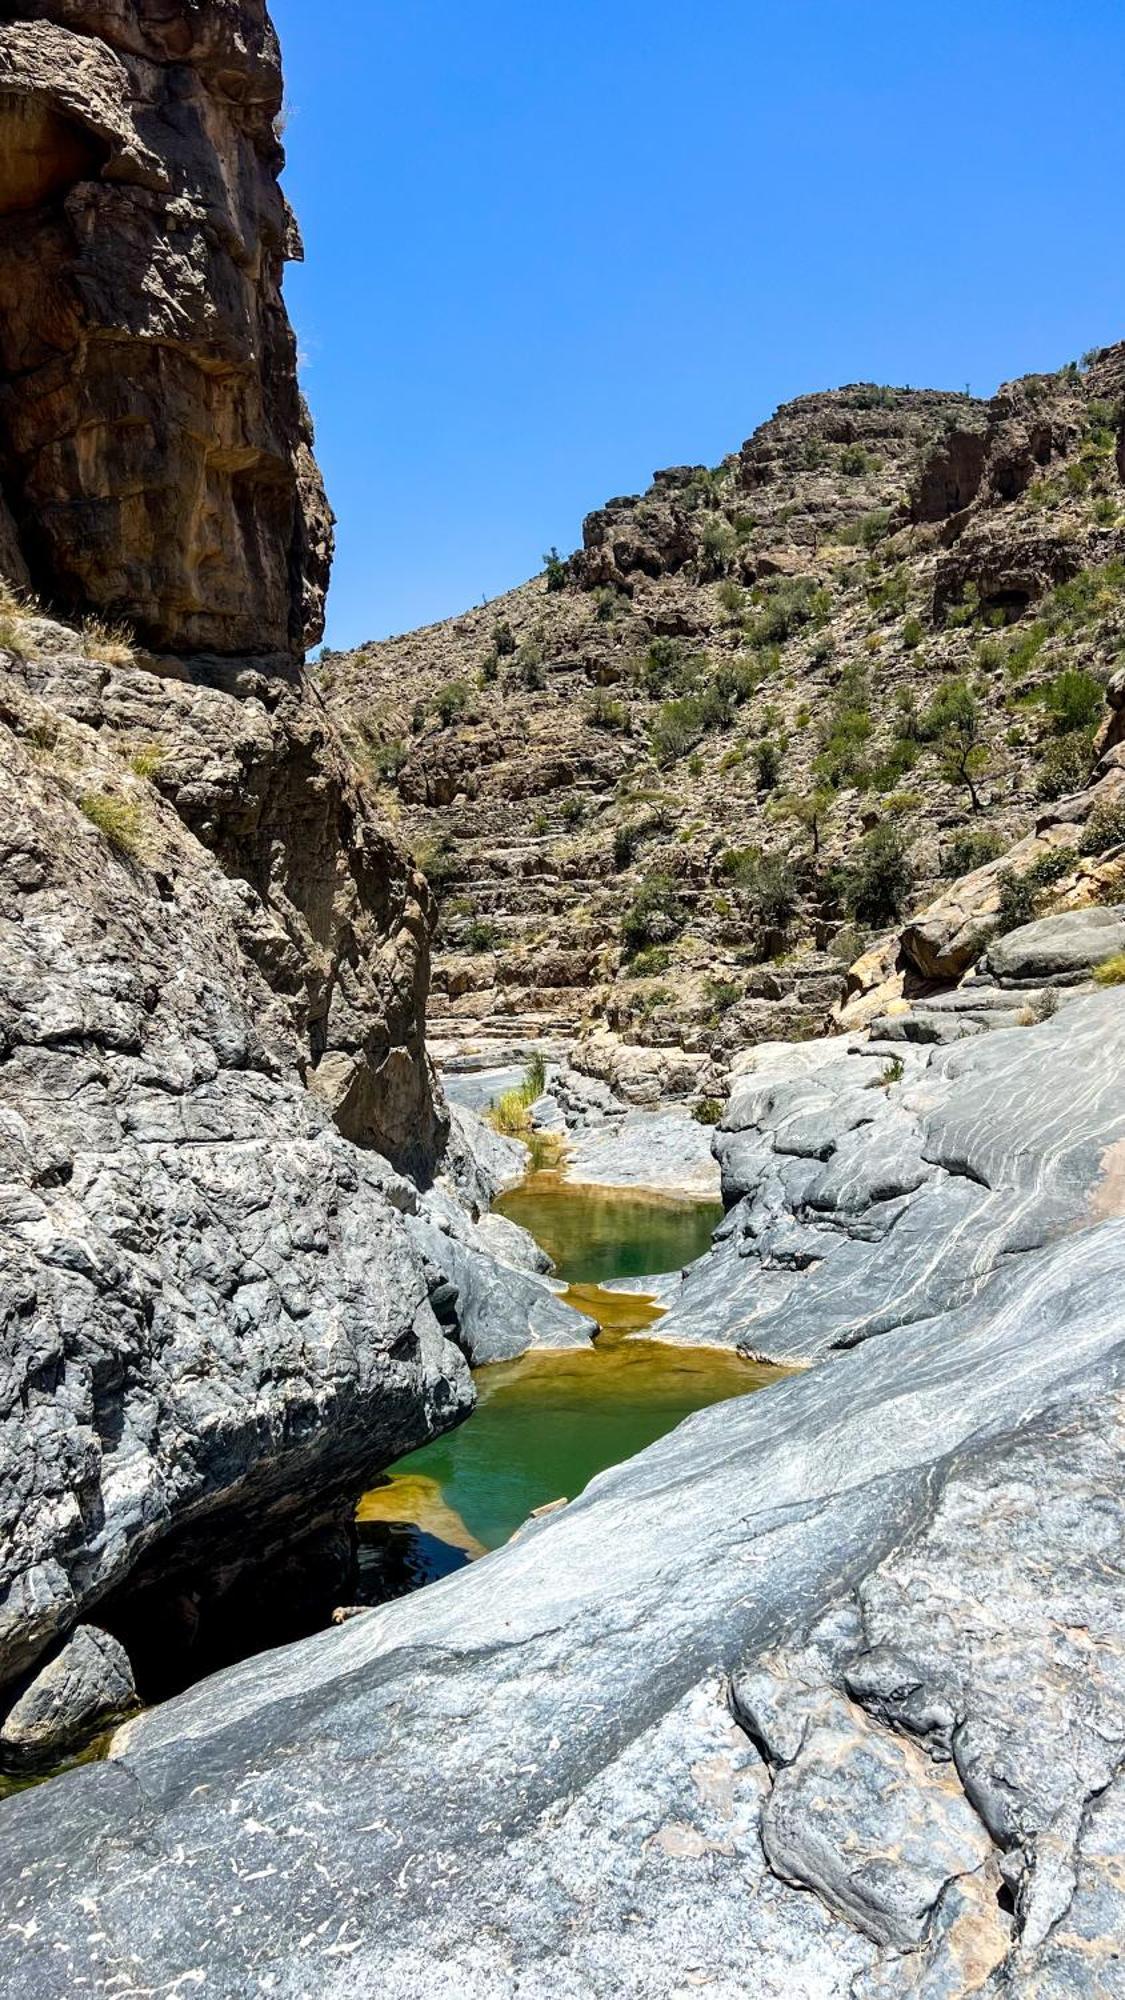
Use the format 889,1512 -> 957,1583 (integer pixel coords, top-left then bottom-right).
359,1178 -> 781,1579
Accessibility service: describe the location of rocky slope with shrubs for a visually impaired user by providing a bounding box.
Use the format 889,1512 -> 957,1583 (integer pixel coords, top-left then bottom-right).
323,347 -> 1125,1073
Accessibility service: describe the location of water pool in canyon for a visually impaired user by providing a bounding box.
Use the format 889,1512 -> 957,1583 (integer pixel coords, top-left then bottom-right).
357,1175 -> 781,1595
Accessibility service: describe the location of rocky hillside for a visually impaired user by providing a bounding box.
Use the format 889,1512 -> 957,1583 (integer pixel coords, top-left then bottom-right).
324,350 -> 1125,1068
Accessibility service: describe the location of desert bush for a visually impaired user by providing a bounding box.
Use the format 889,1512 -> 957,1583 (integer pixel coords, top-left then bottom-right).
543,547 -> 567,591
1043,668 -> 1104,734
620,874 -> 685,954
433,680 -> 471,726
586,690 -> 629,731
832,823 -> 914,925
1035,729 -> 1094,802
693,1097 -> 724,1125
1080,796 -> 1125,854
942,827 -> 1004,876
1094,952 -> 1125,987
754,738 -> 782,790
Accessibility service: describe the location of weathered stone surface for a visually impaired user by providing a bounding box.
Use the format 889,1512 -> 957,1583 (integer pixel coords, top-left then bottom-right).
0,2 -> 331,655
0,637 -> 472,1704
1,1171 -> 1124,1994
0,1625 -> 135,1773
406,1214 -> 596,1366
9,629 -> 445,1180
985,902 -> 1125,982
656,992 -> 1125,1359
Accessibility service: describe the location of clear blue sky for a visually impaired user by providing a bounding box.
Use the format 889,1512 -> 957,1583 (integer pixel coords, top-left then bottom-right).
271,0 -> 1125,652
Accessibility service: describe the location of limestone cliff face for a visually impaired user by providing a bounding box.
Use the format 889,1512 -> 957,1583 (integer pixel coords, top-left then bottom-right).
0,1 -> 444,1174
0,0 -> 331,656
0,6 -> 457,1732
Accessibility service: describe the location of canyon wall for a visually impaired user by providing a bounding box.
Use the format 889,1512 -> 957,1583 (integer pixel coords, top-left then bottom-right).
0,3 -> 457,1735
0,0 -> 331,655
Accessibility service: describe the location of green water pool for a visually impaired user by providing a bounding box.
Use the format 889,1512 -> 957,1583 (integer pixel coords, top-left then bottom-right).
358,1175 -> 781,1590
494,1173 -> 724,1285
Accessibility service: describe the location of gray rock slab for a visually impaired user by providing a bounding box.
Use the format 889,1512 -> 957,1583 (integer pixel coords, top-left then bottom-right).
406,1216 -> 595,1366
1,1216 -> 1124,1996
986,904 -> 1125,982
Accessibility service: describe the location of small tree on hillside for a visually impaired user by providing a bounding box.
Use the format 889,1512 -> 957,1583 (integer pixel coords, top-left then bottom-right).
924,677 -> 989,812
775,784 -> 836,859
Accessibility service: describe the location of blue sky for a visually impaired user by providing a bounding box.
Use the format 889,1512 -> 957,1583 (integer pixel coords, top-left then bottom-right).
271,1 -> 1125,652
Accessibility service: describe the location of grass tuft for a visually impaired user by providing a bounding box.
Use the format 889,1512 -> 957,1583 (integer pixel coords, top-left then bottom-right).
79,790 -> 144,856
1094,952 -> 1125,987
80,616 -> 135,667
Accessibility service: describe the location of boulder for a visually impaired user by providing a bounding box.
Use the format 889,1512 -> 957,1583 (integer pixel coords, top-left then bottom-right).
986,903 -> 1125,983
0,1628 -> 135,1774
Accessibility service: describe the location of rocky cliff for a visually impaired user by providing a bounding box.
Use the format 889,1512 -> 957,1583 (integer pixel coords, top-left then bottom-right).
0,0 -> 331,655
0,3 -> 470,1746
324,351 -> 1125,1077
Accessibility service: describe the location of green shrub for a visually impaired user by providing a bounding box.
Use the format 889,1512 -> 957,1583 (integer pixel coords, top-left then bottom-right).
627,944 -> 673,976
433,680 -> 471,726
513,642 -> 546,690
560,795 -> 585,827
815,663 -> 872,787
416,834 -> 457,891
1035,729 -> 1094,802
463,918 -> 498,953
613,823 -> 640,870
839,443 -> 878,476
1080,797 -> 1125,855
493,618 -> 516,656
79,791 -> 144,857
636,637 -> 701,698
902,614 -> 924,650
832,824 -> 914,925
650,684 -> 729,766
586,690 -> 629,731
995,846 -> 1079,933
703,976 -> 741,1012
543,547 -> 567,591
754,738 -> 782,791
943,828 -> 1004,877
699,515 -> 736,575
716,579 -> 746,619
720,846 -> 799,929
920,677 -> 988,809
1044,668 -> 1104,734
693,1097 -> 724,1125
1094,952 -> 1125,987
745,575 -> 829,649
479,652 -> 499,685
620,874 -> 685,955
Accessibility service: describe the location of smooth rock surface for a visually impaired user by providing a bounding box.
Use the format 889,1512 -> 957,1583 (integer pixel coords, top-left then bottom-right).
1,1193 -> 1124,1994
655,994 -> 1125,1359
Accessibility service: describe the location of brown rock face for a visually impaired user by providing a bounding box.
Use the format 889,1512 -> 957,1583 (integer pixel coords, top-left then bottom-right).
0,2 -> 332,656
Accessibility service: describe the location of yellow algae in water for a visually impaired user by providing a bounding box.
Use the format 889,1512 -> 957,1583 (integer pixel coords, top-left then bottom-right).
357,1472 -> 486,1558
561,1281 -> 665,1338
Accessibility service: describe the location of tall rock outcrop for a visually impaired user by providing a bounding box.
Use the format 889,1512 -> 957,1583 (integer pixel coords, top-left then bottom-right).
0,5 -> 460,1741
0,0 -> 330,655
